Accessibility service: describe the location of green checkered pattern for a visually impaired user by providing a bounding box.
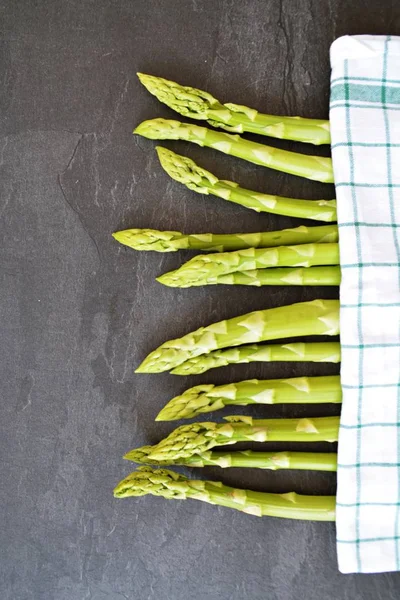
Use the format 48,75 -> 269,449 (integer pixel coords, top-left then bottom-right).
330,35 -> 400,574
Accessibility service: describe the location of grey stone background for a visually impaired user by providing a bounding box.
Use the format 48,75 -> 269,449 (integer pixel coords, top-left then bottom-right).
1,1 -> 400,598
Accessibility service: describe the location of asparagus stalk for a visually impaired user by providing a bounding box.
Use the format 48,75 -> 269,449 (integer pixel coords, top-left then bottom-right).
135,299 -> 340,374
112,224 -> 339,253
137,73 -> 331,146
172,341 -> 341,375
114,467 -> 336,521
157,244 -> 340,288
124,445 -> 338,472
197,266 -> 341,287
156,147 -> 336,221
135,121 -> 334,183
156,375 -> 342,421
145,415 -> 340,462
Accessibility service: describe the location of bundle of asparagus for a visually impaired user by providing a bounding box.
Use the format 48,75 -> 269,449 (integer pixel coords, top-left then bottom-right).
114,147 -> 339,288
132,415 -> 339,461
136,299 -> 339,374
157,243 -> 340,288
113,74 -> 341,524
116,414 -> 339,520
114,223 -> 341,287
116,412 -> 339,520
116,416 -> 338,520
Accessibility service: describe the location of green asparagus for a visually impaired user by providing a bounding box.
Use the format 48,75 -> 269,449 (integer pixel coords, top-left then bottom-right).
135,299 -> 340,374
157,244 -> 339,288
172,341 -> 341,375
137,73 -> 331,146
156,147 -> 336,221
124,445 -> 338,472
156,375 -> 342,421
193,266 -> 341,287
135,120 -> 334,183
112,224 -> 339,253
146,415 -> 340,462
114,467 -> 336,521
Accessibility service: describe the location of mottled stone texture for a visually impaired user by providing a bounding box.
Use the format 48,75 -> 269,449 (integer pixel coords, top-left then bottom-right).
1,1 -> 400,598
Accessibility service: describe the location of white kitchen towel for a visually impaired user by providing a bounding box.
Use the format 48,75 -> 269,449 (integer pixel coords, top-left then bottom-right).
330,34 -> 400,574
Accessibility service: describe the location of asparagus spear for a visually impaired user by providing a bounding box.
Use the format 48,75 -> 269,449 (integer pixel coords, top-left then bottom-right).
124,445 -> 338,472
135,120 -> 334,183
146,415 -> 340,462
114,467 -> 336,521
112,224 -> 339,253
156,147 -> 336,221
195,266 -> 341,287
157,244 -> 339,288
135,299 -> 340,374
172,341 -> 341,375
156,375 -> 342,421
137,73 -> 331,146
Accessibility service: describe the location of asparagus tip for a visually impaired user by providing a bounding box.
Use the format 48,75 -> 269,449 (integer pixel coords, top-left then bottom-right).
137,72 -> 156,93
155,145 -> 167,158
113,467 -> 185,499
134,118 -> 159,137
112,231 -> 125,244
134,118 -> 182,140
154,406 -> 173,421
123,447 -> 150,462
155,273 -> 178,287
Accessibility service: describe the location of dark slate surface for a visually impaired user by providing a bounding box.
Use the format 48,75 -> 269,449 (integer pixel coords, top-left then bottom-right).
2,1 -> 400,598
